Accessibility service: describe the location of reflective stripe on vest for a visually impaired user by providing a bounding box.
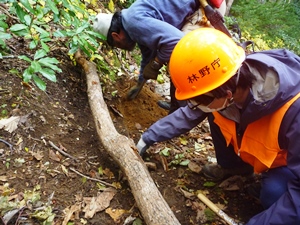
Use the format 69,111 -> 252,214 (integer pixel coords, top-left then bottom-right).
213,93 -> 300,173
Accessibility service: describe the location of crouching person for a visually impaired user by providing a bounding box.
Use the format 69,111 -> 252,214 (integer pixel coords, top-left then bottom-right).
137,28 -> 300,224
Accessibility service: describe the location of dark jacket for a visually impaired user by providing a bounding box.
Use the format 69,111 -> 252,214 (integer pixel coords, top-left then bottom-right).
121,0 -> 200,75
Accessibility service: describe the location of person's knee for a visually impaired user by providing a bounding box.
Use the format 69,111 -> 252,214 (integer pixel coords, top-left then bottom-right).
260,167 -> 296,209
260,182 -> 286,209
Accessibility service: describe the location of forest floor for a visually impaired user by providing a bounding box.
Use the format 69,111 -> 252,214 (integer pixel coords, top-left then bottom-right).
0,41 -> 264,225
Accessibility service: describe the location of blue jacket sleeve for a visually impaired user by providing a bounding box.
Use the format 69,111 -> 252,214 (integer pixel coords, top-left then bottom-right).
142,106 -> 207,145
121,0 -> 200,76
245,101 -> 300,225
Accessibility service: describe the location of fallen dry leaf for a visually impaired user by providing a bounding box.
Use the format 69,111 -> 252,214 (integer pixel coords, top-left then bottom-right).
219,175 -> 244,191
188,161 -> 202,174
188,200 -> 207,223
180,188 -> 195,200
83,188 -> 117,218
0,175 -> 8,182
0,116 -> 20,133
105,208 -> 128,223
62,202 -> 82,225
30,151 -> 44,161
49,149 -> 62,162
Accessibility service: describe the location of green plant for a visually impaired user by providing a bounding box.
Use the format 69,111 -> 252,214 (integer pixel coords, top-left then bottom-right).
18,49 -> 61,90
0,14 -> 12,57
0,0 -> 106,90
231,0 -> 300,55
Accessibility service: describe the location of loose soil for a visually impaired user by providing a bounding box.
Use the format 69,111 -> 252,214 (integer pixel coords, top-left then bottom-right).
0,46 -> 264,225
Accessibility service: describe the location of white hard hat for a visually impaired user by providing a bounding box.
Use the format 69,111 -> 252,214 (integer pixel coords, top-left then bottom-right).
93,13 -> 113,38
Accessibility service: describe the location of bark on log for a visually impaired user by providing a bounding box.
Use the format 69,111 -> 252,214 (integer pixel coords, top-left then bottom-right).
74,51 -> 181,225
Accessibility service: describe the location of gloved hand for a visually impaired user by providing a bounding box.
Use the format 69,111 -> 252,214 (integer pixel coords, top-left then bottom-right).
126,81 -> 145,100
143,58 -> 163,80
136,136 -> 149,156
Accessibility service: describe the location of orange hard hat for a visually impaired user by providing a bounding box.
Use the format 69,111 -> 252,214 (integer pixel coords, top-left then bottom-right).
169,28 -> 245,100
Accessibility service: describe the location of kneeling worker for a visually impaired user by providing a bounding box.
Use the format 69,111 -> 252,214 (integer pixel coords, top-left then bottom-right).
137,28 -> 300,224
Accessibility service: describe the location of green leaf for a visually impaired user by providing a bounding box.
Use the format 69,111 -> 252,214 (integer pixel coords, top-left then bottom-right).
203,181 -> 216,187
68,46 -> 78,54
38,57 -> 59,65
23,68 -> 33,82
20,0 -> 35,14
84,32 -> 101,46
75,22 -> 90,34
133,218 -> 143,225
179,159 -> 190,166
38,57 -> 62,72
45,0 -> 59,15
35,4 -> 46,20
10,24 -> 29,36
10,24 -> 29,31
157,74 -> 164,83
34,49 -> 47,60
40,41 -> 50,53
86,30 -> 107,41
31,61 -> 42,72
40,68 -> 57,82
66,30 -> 76,37
53,30 -> 67,38
32,74 -> 46,91
18,55 -> 32,63
0,32 -> 11,40
204,208 -> 217,221
32,25 -> 50,39
29,40 -> 38,49
9,69 -> 20,76
160,147 -> 171,157
14,3 -> 27,23
0,20 -> 8,29
24,15 -> 32,26
0,38 -> 5,48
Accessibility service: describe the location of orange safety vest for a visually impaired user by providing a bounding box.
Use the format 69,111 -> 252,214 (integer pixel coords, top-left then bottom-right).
213,93 -> 300,173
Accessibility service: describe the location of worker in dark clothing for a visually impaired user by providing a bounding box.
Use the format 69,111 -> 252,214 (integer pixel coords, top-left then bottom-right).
93,0 -> 226,113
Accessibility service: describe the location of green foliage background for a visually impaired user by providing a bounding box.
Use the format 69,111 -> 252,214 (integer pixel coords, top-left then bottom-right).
231,0 -> 300,55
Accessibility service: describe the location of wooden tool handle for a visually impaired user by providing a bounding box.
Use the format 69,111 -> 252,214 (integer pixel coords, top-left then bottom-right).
197,193 -> 241,225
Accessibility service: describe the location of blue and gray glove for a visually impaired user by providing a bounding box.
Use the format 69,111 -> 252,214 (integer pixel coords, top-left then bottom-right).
136,136 -> 149,156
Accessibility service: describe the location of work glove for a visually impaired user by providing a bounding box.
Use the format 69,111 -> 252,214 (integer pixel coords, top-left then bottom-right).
136,136 -> 149,156
143,58 -> 163,80
126,80 -> 145,100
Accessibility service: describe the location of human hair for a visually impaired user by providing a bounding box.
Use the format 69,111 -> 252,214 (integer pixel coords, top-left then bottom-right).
211,63 -> 256,98
107,11 -> 123,46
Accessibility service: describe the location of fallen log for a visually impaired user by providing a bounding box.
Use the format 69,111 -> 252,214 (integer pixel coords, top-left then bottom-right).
74,51 -> 181,225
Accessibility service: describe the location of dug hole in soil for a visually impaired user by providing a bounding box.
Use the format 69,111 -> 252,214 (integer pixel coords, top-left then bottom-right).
0,49 -> 263,225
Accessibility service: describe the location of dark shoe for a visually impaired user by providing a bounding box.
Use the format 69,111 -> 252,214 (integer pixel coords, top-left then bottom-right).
202,163 -> 253,181
127,81 -> 145,100
157,100 -> 171,110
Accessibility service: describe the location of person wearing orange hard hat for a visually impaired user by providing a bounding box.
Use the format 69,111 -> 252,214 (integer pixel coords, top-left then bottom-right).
137,28 -> 300,224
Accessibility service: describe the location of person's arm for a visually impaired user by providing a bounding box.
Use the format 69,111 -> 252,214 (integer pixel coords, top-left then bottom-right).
245,102 -> 300,225
138,44 -> 155,80
137,106 -> 207,155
